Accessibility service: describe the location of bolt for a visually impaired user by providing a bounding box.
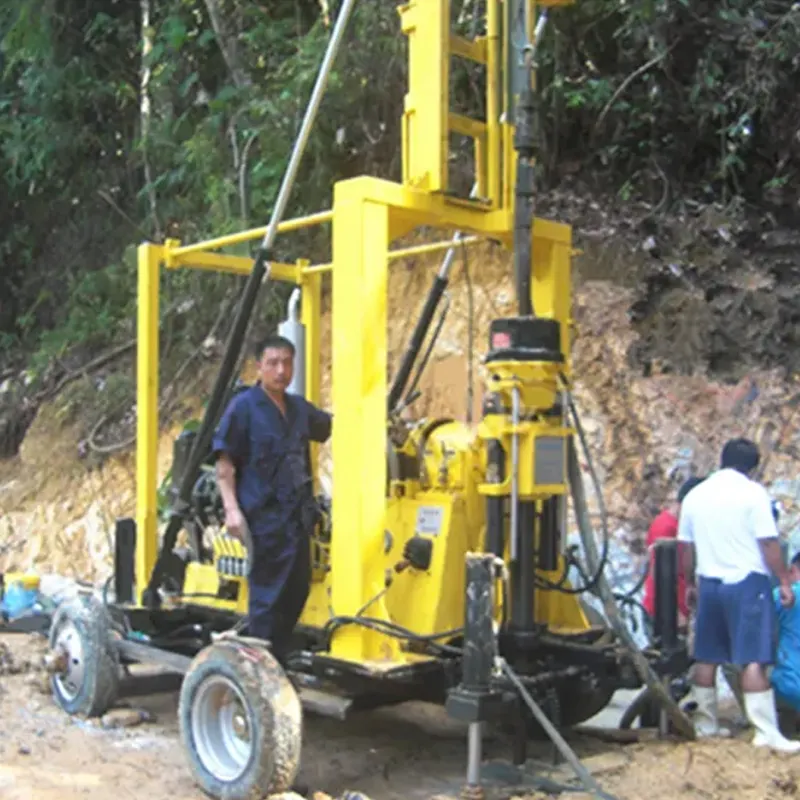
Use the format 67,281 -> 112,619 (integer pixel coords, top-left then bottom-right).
232,713 -> 249,740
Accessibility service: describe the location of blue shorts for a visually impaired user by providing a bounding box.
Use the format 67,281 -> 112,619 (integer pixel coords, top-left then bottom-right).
694,572 -> 776,666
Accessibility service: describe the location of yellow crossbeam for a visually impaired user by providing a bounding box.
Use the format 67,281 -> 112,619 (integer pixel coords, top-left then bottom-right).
170,210 -> 334,257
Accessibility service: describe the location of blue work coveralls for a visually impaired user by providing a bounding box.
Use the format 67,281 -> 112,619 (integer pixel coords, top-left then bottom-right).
772,581 -> 800,711
212,384 -> 332,659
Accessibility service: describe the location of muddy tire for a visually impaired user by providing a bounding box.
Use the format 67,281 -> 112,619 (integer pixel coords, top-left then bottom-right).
178,640 -> 302,800
48,593 -> 120,717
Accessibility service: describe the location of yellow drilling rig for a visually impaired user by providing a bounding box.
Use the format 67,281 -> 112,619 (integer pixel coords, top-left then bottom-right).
44,2 -> 695,798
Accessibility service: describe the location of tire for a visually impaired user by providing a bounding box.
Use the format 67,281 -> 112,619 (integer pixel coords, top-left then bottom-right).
178,640 -> 302,800
48,593 -> 120,717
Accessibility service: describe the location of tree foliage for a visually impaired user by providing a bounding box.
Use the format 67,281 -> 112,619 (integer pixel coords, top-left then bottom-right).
1,0 -> 799,371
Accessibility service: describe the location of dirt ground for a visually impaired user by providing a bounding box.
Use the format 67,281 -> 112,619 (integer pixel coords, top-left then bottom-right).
2,634 -> 800,800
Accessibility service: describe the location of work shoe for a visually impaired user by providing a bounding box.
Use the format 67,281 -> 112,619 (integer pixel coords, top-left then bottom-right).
745,689 -> 800,753
689,686 -> 731,738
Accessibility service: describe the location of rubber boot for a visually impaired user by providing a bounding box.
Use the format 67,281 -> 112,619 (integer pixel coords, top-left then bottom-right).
744,689 -> 800,753
690,686 -> 731,738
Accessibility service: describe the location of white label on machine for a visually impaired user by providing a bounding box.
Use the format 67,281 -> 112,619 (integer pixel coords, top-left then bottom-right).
415,505 -> 444,536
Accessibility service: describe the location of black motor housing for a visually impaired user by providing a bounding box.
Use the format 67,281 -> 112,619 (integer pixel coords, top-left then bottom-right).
486,316 -> 563,364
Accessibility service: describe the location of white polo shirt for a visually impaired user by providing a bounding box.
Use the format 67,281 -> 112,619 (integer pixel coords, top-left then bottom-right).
677,468 -> 777,584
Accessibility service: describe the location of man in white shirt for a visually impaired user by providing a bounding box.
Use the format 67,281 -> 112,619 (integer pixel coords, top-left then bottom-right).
678,437 -> 800,752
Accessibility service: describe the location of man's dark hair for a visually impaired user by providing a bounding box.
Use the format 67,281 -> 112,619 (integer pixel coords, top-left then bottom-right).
677,476 -> 704,503
720,437 -> 760,475
791,551 -> 800,569
255,334 -> 295,359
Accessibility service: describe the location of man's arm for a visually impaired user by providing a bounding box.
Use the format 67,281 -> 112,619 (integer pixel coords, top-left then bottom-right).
753,490 -> 788,579
752,488 -> 793,606
307,402 -> 332,444
212,399 -> 248,540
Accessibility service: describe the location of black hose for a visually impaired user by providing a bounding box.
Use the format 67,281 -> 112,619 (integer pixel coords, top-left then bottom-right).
402,294 -> 450,409
323,615 -> 463,656
389,275 -> 450,413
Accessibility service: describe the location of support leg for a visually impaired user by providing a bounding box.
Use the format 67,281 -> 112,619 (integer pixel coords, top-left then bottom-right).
329,181 -> 397,663
135,244 -> 161,604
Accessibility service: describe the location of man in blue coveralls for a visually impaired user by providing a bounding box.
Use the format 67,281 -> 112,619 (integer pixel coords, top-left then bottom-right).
213,334 -> 332,663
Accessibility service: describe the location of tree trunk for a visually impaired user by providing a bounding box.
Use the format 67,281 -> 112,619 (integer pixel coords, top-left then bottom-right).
140,0 -> 162,240
203,0 -> 252,89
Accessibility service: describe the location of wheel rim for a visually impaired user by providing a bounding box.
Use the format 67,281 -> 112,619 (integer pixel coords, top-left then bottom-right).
191,674 -> 253,783
53,619 -> 86,701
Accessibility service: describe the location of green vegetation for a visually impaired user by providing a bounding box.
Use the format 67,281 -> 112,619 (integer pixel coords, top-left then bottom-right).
1,0 -> 798,378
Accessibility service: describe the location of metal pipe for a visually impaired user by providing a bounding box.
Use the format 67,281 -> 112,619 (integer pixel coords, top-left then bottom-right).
170,210 -> 334,256
653,540 -> 679,653
500,658 -> 616,800
304,235 -> 484,274
511,500 -> 536,630
510,384 -> 521,562
143,0 -> 359,607
466,721 -> 483,786
258,0 -> 357,257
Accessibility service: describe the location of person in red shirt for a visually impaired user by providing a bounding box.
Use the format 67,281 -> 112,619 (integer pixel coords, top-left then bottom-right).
642,476 -> 706,627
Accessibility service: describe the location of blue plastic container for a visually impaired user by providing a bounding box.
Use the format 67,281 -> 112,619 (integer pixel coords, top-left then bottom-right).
1,574 -> 41,620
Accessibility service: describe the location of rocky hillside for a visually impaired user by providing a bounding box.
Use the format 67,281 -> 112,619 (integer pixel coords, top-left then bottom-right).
3,188 -> 800,581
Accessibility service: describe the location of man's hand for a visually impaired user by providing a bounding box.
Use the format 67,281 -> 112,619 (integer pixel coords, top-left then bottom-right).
685,584 -> 698,612
780,580 -> 795,609
224,506 -> 246,542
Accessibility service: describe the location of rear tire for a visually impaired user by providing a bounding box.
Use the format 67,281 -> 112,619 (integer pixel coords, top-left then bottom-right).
179,640 -> 302,800
48,593 -> 120,718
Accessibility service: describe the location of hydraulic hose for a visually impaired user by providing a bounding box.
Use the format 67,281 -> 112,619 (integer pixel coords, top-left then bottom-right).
143,0 -> 360,606
388,250 -> 455,414
567,432 -> 695,740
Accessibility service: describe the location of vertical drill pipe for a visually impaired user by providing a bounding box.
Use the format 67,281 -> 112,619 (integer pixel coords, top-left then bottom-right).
653,539 -> 679,653
511,501 -> 536,631
538,497 -> 559,572
461,554 -> 496,692
512,10 -> 548,317
510,385 -> 521,561
144,0 -> 359,603
486,440 -> 506,557
513,159 -> 535,317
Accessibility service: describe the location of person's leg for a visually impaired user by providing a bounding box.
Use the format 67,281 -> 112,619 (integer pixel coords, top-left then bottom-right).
246,535 -> 293,645
268,537 -> 312,665
728,572 -> 800,752
690,577 -> 730,736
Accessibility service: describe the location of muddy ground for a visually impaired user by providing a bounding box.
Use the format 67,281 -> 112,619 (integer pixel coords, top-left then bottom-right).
2,633 -> 800,800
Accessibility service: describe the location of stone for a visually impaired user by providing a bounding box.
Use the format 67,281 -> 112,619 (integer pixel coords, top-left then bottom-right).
100,708 -> 153,729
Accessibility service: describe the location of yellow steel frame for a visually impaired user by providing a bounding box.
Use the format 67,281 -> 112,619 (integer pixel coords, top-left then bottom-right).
134,0 -> 577,665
